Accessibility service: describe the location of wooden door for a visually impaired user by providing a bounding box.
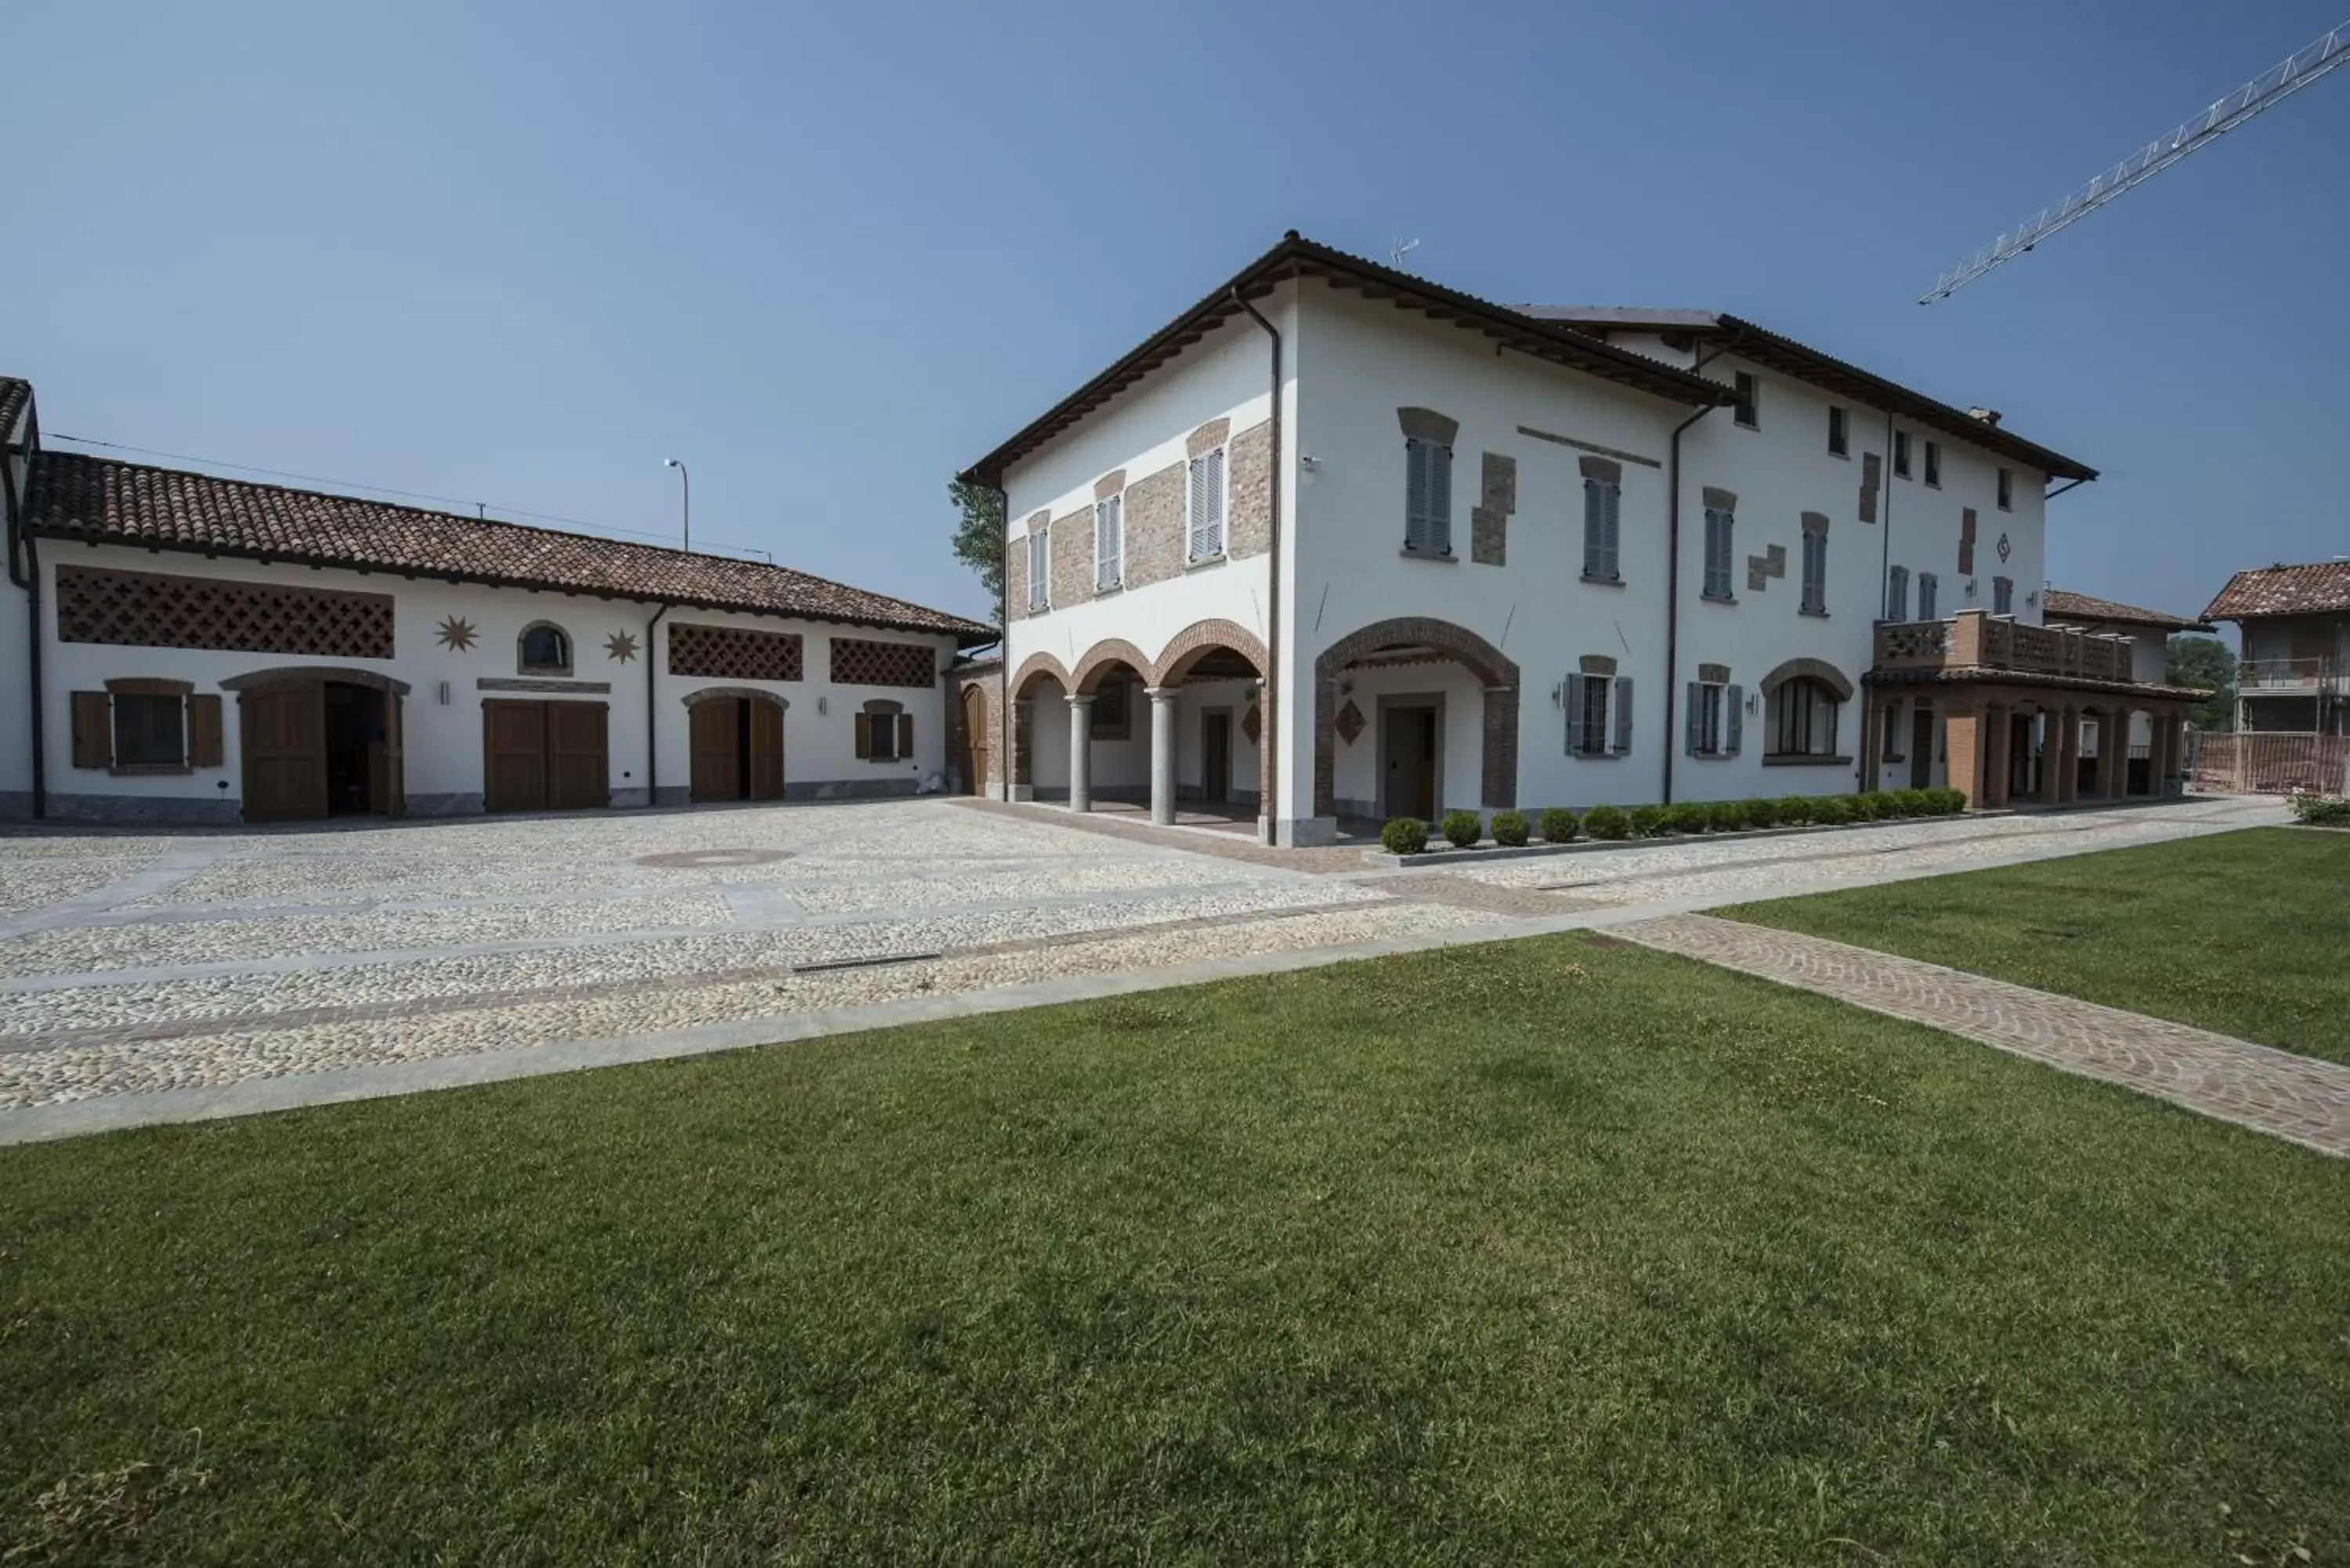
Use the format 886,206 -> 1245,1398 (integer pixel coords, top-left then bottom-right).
690,698 -> 742,802
547,701 -> 609,811
241,683 -> 328,822
1909,707 -> 1934,790
483,699 -> 548,813
1202,712 -> 1231,804
960,687 -> 988,796
747,698 -> 785,800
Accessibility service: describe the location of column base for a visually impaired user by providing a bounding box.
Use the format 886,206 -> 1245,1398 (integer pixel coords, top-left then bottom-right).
1284,815 -> 1339,847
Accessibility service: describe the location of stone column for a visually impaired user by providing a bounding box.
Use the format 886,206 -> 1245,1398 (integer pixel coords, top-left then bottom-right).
1148,685 -> 1178,826
2154,714 -> 2181,797
2053,706 -> 2079,804
1943,706 -> 1985,810
1066,694 -> 1094,813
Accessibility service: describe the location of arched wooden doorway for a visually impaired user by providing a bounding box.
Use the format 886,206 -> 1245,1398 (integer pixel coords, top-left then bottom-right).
219,667 -> 410,823
683,688 -> 786,802
960,685 -> 990,796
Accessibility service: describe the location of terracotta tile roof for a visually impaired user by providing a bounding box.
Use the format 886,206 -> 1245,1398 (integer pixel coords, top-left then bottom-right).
2042,588 -> 2212,634
2204,562 -> 2350,622
0,378 -> 30,441
24,450 -> 994,643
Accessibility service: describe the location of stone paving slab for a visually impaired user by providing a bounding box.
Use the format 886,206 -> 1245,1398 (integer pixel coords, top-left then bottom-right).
1611,913 -> 2350,1158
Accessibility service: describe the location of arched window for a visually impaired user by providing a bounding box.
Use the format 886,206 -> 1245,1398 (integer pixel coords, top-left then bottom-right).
1770,677 -> 1842,758
519,623 -> 572,675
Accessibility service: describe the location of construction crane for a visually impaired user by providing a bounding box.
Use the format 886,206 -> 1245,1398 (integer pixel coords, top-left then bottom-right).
1921,18 -> 2350,303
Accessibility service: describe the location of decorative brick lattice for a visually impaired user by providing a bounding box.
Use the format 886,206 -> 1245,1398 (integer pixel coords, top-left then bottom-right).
830,637 -> 935,688
667,622 -> 803,681
56,565 -> 393,658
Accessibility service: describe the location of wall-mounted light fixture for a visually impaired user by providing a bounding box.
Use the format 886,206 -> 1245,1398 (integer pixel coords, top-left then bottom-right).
816,695 -> 829,716
438,680 -> 451,706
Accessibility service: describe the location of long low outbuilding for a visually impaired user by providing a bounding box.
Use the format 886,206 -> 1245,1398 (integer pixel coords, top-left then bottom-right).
0,376 -> 994,823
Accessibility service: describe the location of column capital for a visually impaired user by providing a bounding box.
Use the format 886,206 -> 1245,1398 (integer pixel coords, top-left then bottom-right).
1065,692 -> 1095,710
1144,685 -> 1180,703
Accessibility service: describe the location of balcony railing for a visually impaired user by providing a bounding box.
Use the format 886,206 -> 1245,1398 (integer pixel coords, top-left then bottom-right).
1872,610 -> 2138,683
2239,657 -> 2346,693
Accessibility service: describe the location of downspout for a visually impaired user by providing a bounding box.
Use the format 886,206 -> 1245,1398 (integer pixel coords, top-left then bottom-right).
2,431 -> 42,820
1873,405 -> 1896,795
993,482 -> 1009,800
1231,285 -> 1284,844
1661,335 -> 1737,805
644,601 -> 671,807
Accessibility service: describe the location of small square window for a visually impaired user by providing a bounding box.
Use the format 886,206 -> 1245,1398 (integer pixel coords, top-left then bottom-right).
1828,406 -> 1849,458
1734,372 -> 1758,429
1924,441 -> 1942,488
113,693 -> 186,768
1997,468 -> 2013,511
1893,431 -> 1911,479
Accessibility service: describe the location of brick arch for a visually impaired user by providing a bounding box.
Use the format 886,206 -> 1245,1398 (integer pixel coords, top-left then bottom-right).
1756,656 -> 1853,701
1156,619 -> 1269,686
1313,616 -> 1520,816
1010,651 -> 1072,698
1071,638 -> 1157,695
678,685 -> 789,711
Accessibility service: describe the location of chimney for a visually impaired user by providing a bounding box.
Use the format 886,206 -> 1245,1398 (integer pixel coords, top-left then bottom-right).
1967,406 -> 2003,427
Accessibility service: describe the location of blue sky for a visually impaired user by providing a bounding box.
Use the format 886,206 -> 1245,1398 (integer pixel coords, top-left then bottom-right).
7,0 -> 2344,634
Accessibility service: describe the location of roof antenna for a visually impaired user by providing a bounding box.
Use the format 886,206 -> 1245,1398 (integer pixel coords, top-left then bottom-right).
1390,237 -> 1421,269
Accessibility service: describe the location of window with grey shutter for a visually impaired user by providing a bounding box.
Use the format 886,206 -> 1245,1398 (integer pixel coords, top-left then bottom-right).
1582,479 -> 1622,582
1918,572 -> 1939,620
1733,371 -> 1758,429
1404,436 -> 1452,555
1094,496 -> 1122,591
1027,529 -> 1049,612
1188,447 -> 1225,562
1611,676 -> 1634,754
1564,673 -> 1587,755
1993,576 -> 2013,616
1924,441 -> 1941,487
1724,685 -> 1743,756
1702,508 -> 1734,599
1828,406 -> 1849,457
1886,565 -> 1910,622
1801,531 -> 1828,614
1997,468 -> 2013,511
1893,430 -> 1911,478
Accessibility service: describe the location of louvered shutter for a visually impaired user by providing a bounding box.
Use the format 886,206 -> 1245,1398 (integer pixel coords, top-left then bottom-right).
1887,566 -> 1908,621
1725,686 -> 1744,756
1564,674 -> 1586,755
1028,531 -> 1048,610
897,713 -> 914,759
1611,676 -> 1634,754
1919,574 -> 1938,620
1095,497 -> 1120,590
188,695 -> 224,768
1685,682 -> 1704,755
1404,439 -> 1428,552
1602,483 -> 1622,581
70,691 -> 110,769
1188,448 -> 1224,560
1582,483 -> 1603,577
1427,442 -> 1451,555
854,714 -> 872,759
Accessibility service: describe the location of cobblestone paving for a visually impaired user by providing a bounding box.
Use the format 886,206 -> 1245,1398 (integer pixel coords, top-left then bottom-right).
1612,912 -> 2350,1158
0,794 -> 2284,1126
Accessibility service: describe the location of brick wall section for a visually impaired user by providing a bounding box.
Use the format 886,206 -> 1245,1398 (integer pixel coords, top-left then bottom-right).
1048,508 -> 1091,609
1122,462 -> 1187,591
1228,421 -> 1273,560
1471,451 -> 1516,566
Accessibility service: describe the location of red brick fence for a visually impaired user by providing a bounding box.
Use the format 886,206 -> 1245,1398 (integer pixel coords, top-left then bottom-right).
2189,733 -> 2350,796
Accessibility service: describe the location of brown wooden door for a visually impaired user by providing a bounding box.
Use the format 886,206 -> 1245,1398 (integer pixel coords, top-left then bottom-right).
1910,707 -> 1934,791
483,699 -> 548,813
382,693 -> 406,818
547,701 -> 609,811
690,698 -> 742,801
1202,712 -> 1231,804
240,683 -> 328,822
747,698 -> 784,800
960,687 -> 988,795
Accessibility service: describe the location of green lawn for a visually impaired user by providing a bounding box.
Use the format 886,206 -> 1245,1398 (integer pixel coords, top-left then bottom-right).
1723,826 -> 2350,1064
4,940 -> 2345,1565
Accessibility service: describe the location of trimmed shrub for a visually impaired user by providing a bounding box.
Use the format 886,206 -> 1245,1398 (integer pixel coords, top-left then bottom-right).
1710,798 -> 1752,832
1379,818 -> 1428,855
1887,788 -> 1929,818
1810,795 -> 1855,826
1629,804 -> 1671,838
1491,810 -> 1530,847
1538,806 -> 1579,844
1927,786 -> 1967,815
1776,794 -> 1816,827
2290,792 -> 2350,826
1582,804 -> 1632,840
1741,797 -> 1779,829
1848,793 -> 1886,822
1440,810 -> 1484,849
1666,800 -> 1712,835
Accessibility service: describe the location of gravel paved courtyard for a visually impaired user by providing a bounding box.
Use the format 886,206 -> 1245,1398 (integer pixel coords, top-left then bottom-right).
0,793 -> 2281,1138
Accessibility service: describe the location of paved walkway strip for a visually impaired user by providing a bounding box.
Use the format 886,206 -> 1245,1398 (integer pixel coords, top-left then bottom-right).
1611,914 -> 2350,1158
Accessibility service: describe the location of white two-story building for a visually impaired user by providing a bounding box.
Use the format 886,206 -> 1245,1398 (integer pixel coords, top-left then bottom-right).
2,375 -> 991,822
956,233 -> 2199,844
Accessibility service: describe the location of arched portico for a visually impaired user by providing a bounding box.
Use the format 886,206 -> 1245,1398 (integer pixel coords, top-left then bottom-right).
1313,616 -> 1519,825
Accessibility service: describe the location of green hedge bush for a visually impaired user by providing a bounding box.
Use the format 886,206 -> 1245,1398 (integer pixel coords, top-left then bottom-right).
1379,818 -> 1427,855
1440,810 -> 1484,849
1583,804 -> 1632,840
1928,786 -> 1967,815
1741,797 -> 1778,829
1538,807 -> 1578,843
1629,804 -> 1670,837
1776,795 -> 1815,827
1810,795 -> 1855,826
1665,800 -> 1712,835
2289,793 -> 2350,826
1710,798 -> 1752,832
1491,810 -> 1529,847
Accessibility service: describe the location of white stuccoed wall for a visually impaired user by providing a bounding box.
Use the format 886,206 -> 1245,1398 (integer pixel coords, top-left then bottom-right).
34,544 -> 956,818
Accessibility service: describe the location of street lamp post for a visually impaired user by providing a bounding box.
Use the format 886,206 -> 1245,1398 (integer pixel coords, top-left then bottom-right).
663,457 -> 690,551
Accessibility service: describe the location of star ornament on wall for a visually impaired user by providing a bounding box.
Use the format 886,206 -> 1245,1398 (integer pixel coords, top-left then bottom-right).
435,615 -> 479,652
604,631 -> 639,664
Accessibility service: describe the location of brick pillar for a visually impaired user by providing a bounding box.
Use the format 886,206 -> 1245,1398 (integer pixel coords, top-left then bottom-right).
1943,706 -> 1986,809
1982,704 -> 2012,808
1009,700 -> 1034,800
2054,705 -> 2079,804
2103,711 -> 2129,800
2154,714 -> 2180,797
